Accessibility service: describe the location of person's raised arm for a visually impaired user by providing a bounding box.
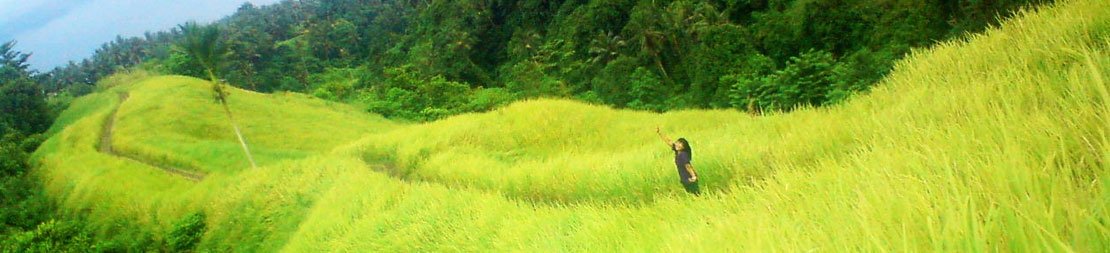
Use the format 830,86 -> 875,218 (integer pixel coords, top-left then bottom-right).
655,126 -> 673,148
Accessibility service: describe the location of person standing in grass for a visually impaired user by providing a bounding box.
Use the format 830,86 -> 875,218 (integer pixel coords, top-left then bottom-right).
656,127 -> 699,195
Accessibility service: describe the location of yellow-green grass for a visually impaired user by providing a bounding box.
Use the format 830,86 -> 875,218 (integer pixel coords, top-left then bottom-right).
355,99 -> 857,204
31,0 -> 1109,251
31,75 -> 401,251
109,75 -> 397,173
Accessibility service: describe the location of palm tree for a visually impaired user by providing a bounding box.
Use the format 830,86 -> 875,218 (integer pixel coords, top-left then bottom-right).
177,22 -> 258,169
1,40 -> 32,80
587,31 -> 625,65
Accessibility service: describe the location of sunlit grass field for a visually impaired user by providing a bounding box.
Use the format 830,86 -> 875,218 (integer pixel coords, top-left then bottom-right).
109,75 -> 397,173
31,0 -> 1108,251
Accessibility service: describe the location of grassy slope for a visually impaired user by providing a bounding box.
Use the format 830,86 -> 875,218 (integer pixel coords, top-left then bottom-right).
33,0 -> 1108,251
112,76 -> 398,173
31,75 -> 398,251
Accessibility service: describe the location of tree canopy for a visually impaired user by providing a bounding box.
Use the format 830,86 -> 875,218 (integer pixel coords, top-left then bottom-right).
36,0 -> 1050,120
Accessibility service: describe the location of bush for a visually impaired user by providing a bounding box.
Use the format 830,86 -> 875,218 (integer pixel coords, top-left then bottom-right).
308,67 -> 365,101
163,50 -> 205,79
464,87 -> 518,112
166,212 -> 207,252
725,74 -> 767,112
574,90 -> 605,105
773,49 -> 841,107
590,56 -> 641,106
0,79 -> 52,134
0,135 -> 27,176
723,53 -> 776,112
0,177 -> 52,230
365,65 -> 472,121
728,49 -> 845,112
626,67 -> 664,111
502,61 -> 569,98
2,219 -> 94,252
824,47 -> 899,104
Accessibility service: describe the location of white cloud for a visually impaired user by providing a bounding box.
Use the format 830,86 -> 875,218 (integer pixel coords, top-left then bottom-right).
0,0 -> 87,41
0,0 -> 49,25
13,0 -> 282,71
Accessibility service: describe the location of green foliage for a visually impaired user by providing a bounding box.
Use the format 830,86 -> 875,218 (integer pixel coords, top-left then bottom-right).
1,40 -> 32,80
728,49 -> 845,111
167,212 -> 207,252
771,49 -> 842,108
0,134 -> 25,175
176,22 -> 226,81
35,0 -> 1051,120
0,132 -> 44,176
1,78 -> 52,136
0,133 -> 52,240
463,87 -> 518,113
366,65 -> 471,121
1,214 -> 156,252
164,49 -> 206,79
0,138 -> 91,253
591,56 -> 641,106
177,21 -> 231,103
626,67 -> 664,111
503,61 -> 568,98
723,53 -> 777,109
44,94 -> 75,121
502,38 -> 583,97
309,67 -> 364,101
2,219 -> 95,252
1,42 -> 52,135
683,24 -> 757,107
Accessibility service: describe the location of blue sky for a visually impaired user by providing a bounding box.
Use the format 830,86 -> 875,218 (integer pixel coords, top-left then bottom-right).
1,0 -> 283,71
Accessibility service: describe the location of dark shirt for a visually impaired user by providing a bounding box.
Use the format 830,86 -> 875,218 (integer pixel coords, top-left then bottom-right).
673,145 -> 693,183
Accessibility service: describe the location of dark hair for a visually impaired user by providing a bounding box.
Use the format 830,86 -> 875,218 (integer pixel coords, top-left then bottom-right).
676,138 -> 692,157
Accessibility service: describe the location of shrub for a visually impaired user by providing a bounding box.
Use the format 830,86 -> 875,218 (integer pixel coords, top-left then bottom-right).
503,61 -> 569,98
308,67 -> 365,101
464,87 -> 518,112
626,67 -> 664,111
590,56 -> 641,106
166,212 -> 207,252
366,65 -> 472,121
728,49 -> 845,112
163,50 -> 205,79
2,219 -> 94,252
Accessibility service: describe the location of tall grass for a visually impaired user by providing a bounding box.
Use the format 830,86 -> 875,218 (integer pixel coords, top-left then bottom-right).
30,0 -> 1109,251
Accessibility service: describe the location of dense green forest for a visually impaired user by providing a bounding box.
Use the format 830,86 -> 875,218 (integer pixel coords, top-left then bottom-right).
1,41 -> 99,250
32,0 -> 1049,121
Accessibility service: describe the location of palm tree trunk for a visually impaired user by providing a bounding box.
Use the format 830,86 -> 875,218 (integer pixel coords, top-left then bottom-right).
221,100 -> 258,169
654,55 -> 671,80
207,69 -> 258,169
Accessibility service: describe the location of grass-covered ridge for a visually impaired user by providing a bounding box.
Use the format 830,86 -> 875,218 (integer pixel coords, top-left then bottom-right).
110,75 -> 397,173
32,0 -> 1109,251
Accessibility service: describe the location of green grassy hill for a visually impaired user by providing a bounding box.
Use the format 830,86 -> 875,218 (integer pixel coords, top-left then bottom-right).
32,0 -> 1108,251
111,76 -> 397,174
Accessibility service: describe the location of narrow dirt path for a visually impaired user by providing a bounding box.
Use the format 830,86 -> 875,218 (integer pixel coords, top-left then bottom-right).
100,92 -> 206,182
